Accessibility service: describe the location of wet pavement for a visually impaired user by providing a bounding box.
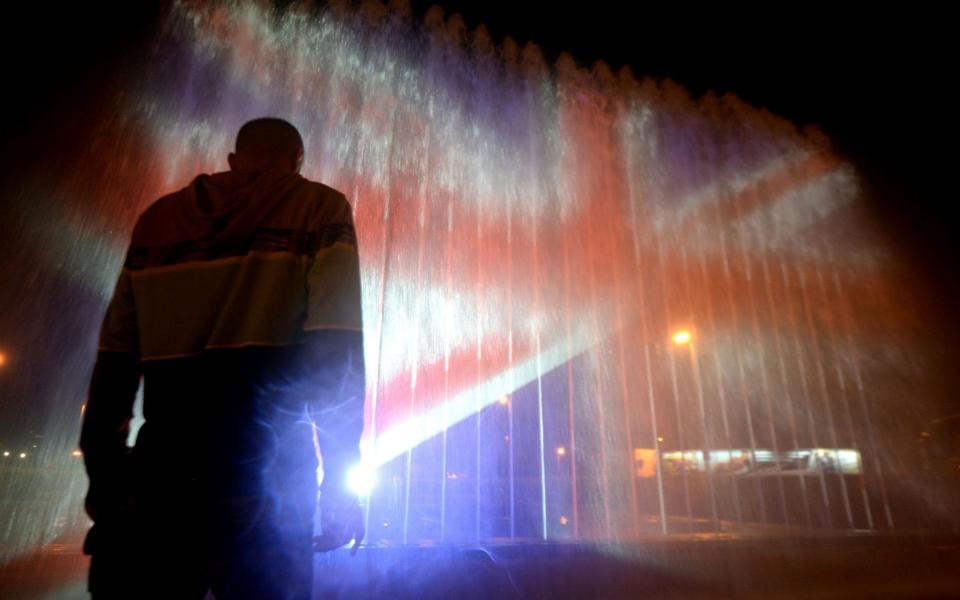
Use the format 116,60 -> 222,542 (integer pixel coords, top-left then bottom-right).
3,530 -> 959,599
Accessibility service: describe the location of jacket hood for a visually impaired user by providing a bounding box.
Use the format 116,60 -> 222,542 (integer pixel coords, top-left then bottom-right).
186,168 -> 307,250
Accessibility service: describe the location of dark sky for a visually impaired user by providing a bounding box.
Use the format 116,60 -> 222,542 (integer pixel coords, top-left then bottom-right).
418,3 -> 956,269
2,0 -> 956,334
1,1 -> 956,317
1,0 -> 954,299
4,2 -> 953,248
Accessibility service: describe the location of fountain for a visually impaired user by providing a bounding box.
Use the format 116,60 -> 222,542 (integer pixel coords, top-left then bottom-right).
1,1 -> 956,574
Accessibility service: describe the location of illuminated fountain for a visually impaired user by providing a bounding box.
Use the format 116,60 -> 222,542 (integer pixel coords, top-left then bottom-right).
3,0 -> 956,563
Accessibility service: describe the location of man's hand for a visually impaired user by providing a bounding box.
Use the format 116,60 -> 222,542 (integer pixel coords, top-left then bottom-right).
313,500 -> 364,555
83,475 -> 135,523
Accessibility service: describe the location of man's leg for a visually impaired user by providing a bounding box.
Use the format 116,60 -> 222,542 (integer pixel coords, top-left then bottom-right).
208,494 -> 315,600
85,519 -> 137,599
86,508 -> 208,600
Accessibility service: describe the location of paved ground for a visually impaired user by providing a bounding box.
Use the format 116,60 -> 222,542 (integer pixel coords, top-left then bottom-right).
2,530 -> 959,599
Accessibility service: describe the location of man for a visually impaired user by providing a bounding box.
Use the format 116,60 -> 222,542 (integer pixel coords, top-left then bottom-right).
80,118 -> 365,598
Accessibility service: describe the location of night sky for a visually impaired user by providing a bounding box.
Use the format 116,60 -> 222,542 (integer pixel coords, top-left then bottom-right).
4,1 -> 954,271
419,3 -> 957,292
1,2 -> 957,433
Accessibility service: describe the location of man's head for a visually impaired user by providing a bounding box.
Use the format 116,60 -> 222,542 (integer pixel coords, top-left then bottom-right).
228,118 -> 304,174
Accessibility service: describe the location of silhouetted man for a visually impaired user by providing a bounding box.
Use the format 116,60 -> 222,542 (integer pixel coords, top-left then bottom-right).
80,118 -> 365,599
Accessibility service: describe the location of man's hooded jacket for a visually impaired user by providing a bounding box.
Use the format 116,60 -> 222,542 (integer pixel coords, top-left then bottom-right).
80,168 -> 365,520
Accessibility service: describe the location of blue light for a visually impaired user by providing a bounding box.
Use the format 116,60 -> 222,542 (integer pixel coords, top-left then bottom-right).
347,463 -> 377,497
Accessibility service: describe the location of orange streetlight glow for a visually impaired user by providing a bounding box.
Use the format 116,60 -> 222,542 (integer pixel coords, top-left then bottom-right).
0,352 -> 6,367
672,329 -> 692,345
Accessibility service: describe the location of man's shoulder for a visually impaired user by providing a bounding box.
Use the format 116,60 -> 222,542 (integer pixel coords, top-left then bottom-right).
131,183 -> 195,239
292,179 -> 353,225
298,179 -> 349,206
140,172 -> 347,210
139,173 -> 211,217
131,172 -> 351,242
141,189 -> 186,217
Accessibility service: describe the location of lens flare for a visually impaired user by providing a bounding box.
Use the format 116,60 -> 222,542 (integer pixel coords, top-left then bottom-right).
347,464 -> 377,497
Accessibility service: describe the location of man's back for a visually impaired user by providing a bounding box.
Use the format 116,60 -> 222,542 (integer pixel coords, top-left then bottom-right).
80,119 -> 365,599
120,169 -> 358,357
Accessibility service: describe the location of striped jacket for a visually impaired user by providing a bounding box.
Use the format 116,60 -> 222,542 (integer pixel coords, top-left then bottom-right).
80,168 -> 365,518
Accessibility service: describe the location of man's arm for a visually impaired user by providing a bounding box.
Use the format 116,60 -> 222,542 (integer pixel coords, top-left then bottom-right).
302,194 -> 366,553
79,269 -> 141,521
302,329 -> 365,499
302,194 -> 366,500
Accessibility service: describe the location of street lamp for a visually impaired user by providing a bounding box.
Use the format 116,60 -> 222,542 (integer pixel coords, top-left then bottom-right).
670,326 -> 720,530
672,329 -> 692,346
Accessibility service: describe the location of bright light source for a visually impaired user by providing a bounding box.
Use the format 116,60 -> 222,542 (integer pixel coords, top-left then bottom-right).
559,515 -> 569,526
2,451 -> 9,457
497,395 -> 509,406
365,332 -> 594,469
72,450 -> 82,458
556,446 -> 566,456
19,453 -> 26,459
346,464 -> 376,496
672,329 -> 692,345
0,352 -> 6,366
